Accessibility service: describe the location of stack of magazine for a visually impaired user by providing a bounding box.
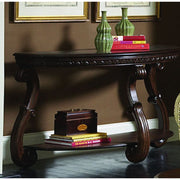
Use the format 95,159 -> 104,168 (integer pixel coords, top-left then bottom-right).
45,132 -> 111,147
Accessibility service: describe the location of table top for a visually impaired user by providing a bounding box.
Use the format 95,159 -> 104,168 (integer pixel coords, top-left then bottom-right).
14,45 -> 180,67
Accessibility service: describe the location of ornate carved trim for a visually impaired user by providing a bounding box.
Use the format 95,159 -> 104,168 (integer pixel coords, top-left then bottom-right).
16,53 -> 178,67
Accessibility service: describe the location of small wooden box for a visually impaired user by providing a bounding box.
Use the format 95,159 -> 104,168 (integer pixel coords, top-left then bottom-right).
54,109 -> 97,135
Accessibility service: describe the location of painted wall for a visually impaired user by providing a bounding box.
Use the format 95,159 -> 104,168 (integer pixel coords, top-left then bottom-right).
4,2 -> 180,135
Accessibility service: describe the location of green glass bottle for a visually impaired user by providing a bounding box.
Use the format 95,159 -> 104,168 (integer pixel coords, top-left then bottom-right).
95,11 -> 113,53
115,8 -> 135,36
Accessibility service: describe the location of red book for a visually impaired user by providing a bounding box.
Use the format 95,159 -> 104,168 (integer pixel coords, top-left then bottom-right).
45,137 -> 111,147
111,43 -> 150,51
116,41 -> 146,44
113,35 -> 146,41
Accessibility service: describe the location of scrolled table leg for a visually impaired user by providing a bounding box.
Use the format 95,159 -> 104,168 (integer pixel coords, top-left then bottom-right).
144,63 -> 169,148
125,66 -> 150,163
10,67 -> 39,167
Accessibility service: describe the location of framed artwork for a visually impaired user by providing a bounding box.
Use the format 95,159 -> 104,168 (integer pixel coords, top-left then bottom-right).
14,2 -> 89,22
94,2 -> 160,22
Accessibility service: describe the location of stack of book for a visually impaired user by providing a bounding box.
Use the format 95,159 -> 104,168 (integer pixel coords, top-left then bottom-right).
45,132 -> 111,147
111,35 -> 150,51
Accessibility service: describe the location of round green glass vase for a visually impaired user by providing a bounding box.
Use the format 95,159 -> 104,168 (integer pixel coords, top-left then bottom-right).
115,8 -> 135,36
95,11 -> 113,53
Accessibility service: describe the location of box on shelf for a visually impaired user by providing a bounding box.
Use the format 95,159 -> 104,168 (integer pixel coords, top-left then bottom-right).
54,109 -> 97,135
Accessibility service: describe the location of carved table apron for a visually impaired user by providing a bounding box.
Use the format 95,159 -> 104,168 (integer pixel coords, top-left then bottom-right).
11,45 -> 180,167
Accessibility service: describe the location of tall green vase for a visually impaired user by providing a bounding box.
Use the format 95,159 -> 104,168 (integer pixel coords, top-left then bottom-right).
115,8 -> 135,36
95,11 -> 113,53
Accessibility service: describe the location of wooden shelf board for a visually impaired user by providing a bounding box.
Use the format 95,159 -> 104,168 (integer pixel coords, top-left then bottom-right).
25,129 -> 173,151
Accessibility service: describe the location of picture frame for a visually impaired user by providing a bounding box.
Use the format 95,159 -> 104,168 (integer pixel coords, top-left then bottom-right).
14,2 -> 89,22
94,2 -> 160,22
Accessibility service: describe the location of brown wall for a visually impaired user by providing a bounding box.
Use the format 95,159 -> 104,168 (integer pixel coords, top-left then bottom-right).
4,2 -> 180,135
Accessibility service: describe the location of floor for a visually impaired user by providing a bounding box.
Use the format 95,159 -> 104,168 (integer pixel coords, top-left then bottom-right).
1,141 -> 180,178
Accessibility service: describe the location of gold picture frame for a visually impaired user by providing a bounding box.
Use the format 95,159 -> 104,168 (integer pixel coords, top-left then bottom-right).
94,2 -> 160,22
14,2 -> 89,22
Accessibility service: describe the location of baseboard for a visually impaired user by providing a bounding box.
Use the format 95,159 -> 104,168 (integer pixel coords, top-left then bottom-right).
3,117 -> 179,165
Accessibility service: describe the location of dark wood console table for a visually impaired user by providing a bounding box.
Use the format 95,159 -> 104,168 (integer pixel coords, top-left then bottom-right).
11,45 -> 180,167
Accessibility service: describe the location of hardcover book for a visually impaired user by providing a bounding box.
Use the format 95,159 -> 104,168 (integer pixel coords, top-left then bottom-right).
113,35 -> 146,41
50,132 -> 107,140
111,43 -> 150,51
50,135 -> 108,142
45,137 -> 111,147
115,41 -> 146,44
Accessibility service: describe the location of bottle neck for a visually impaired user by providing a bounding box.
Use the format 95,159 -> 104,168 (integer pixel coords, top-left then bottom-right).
122,8 -> 128,20
101,11 -> 107,21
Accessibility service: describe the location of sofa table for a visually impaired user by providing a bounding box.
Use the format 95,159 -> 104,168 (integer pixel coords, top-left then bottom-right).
11,45 -> 180,167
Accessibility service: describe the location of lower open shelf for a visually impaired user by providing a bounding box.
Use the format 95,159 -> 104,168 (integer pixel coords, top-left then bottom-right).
25,129 -> 173,151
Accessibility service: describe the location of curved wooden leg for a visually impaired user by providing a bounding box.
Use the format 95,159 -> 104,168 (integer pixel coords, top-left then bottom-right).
144,63 -> 169,148
125,66 -> 150,163
10,67 -> 39,167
